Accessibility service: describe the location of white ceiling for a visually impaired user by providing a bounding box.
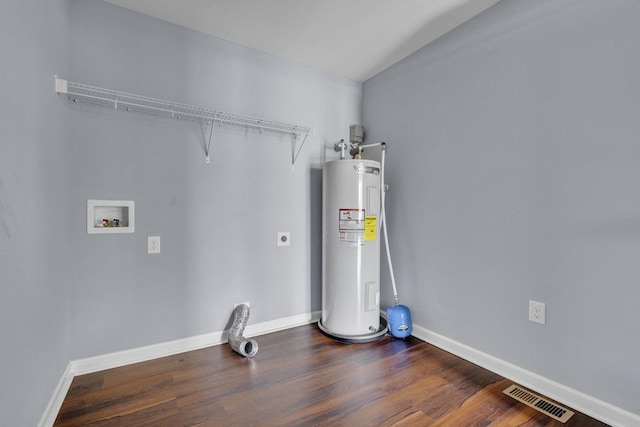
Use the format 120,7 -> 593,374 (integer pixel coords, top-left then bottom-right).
103,0 -> 501,82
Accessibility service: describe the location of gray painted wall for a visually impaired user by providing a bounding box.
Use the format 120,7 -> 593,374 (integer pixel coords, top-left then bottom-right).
363,0 -> 640,415
0,1 -> 70,425
66,0 -> 361,359
1,0 -> 359,423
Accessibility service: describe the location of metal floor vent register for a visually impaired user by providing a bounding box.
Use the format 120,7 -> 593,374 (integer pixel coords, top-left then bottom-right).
503,384 -> 574,423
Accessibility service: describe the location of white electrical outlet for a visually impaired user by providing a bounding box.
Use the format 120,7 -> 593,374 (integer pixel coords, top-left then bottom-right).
277,232 -> 290,246
529,300 -> 546,325
147,236 -> 161,254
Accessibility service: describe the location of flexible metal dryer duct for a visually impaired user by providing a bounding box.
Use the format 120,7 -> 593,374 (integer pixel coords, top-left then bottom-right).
228,304 -> 258,357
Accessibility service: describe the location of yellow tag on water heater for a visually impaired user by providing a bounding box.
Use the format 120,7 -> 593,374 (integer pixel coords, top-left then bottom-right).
365,216 -> 377,240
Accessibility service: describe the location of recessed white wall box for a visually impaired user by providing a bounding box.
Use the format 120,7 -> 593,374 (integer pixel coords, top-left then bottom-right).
87,200 -> 135,234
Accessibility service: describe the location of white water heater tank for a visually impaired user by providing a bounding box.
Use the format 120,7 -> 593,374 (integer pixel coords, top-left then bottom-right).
322,159 -> 381,336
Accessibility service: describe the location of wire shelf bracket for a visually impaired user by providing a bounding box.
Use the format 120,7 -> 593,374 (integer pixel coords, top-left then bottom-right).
55,76 -> 314,167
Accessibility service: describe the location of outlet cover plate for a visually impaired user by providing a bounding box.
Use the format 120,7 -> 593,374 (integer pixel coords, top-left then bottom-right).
148,236 -> 161,254
529,300 -> 546,325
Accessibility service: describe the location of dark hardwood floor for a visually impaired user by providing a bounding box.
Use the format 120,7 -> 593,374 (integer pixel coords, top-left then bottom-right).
54,324 -> 608,426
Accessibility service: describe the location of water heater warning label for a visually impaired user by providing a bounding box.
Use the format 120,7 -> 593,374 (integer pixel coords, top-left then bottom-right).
339,209 -> 364,247
365,216 -> 377,241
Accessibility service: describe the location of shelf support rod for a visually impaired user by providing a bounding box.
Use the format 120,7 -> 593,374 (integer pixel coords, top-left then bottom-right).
291,130 -> 310,169
205,118 -> 215,164
290,134 -> 297,168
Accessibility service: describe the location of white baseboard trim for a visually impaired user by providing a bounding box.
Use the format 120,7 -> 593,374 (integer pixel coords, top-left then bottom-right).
411,323 -> 640,427
71,310 -> 321,376
38,363 -> 74,427
40,310 -> 321,427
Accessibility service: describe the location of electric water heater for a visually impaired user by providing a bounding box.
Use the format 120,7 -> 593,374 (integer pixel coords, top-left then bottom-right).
320,159 -> 385,339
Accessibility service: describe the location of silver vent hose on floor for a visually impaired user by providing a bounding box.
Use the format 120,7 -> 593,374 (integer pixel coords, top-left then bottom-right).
228,304 -> 258,358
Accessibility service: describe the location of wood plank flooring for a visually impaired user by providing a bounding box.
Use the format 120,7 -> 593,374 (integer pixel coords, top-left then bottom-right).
54,324 -> 608,426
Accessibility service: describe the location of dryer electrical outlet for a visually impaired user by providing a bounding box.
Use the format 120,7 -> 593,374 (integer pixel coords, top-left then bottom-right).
277,232 -> 290,246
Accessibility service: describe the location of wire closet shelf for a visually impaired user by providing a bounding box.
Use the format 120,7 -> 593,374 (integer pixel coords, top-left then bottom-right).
54,76 -> 314,166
